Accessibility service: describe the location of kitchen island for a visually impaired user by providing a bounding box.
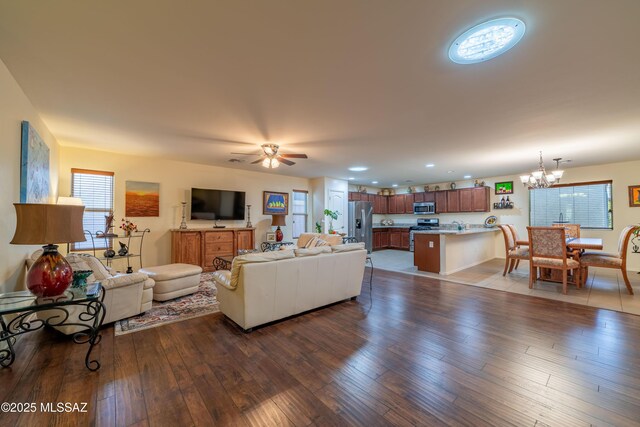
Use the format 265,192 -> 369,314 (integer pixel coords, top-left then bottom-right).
413,228 -> 500,275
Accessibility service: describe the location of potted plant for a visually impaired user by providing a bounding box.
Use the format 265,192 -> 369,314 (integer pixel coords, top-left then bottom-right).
323,209 -> 340,234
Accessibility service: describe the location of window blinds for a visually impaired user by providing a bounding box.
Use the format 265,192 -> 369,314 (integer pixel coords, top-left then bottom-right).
71,169 -> 114,250
529,181 -> 612,229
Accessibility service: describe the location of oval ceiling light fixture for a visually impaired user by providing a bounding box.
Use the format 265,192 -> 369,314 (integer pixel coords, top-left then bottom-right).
425,163 -> 435,168
348,166 -> 368,172
348,177 -> 355,180
372,181 -> 379,184
464,175 -> 472,179
449,17 -> 526,64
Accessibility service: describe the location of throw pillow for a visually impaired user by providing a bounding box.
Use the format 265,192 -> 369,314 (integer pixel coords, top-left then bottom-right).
304,236 -> 320,248
331,242 -> 366,252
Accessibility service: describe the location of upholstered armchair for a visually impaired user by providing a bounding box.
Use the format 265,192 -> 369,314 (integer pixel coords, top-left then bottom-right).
580,225 -> 639,295
27,251 -> 155,334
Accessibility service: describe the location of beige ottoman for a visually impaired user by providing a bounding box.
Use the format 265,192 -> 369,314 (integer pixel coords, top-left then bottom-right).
139,263 -> 202,301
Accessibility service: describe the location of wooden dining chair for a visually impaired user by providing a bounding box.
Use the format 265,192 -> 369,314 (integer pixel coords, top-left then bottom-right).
498,225 -> 529,276
552,223 -> 581,239
579,225 -> 639,295
527,226 -> 581,295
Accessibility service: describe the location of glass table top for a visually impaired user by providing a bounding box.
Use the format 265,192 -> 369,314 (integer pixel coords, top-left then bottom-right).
0,283 -> 102,316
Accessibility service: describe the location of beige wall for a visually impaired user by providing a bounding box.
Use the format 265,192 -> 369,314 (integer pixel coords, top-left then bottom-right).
356,159 -> 640,271
58,146 -> 310,270
0,59 -> 60,293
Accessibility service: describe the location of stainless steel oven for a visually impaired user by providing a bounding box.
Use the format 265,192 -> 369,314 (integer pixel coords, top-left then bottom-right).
413,202 -> 436,215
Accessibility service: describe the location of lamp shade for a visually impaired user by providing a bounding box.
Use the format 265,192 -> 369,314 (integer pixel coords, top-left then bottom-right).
10,203 -> 86,245
57,196 -> 84,205
271,214 -> 286,227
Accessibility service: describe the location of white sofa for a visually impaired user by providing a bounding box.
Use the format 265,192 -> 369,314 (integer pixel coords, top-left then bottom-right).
28,251 -> 155,334
213,243 -> 367,331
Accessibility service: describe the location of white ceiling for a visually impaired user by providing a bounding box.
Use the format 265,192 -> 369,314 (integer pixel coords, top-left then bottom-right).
1,0 -> 639,186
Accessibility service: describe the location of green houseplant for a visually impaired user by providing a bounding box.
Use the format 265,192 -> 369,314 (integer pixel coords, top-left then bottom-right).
323,209 -> 340,234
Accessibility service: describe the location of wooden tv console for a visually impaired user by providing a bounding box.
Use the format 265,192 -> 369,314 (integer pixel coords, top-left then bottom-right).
171,228 -> 255,272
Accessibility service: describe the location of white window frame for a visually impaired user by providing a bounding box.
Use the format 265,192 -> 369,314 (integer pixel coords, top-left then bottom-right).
71,168 -> 115,250
292,190 -> 309,239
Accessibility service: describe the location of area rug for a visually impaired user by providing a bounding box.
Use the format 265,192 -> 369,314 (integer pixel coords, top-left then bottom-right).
114,273 -> 220,336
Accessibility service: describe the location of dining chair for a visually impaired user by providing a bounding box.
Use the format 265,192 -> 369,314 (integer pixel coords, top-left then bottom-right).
579,225 -> 639,295
498,225 -> 529,276
552,223 -> 581,239
527,226 -> 581,295
507,224 -> 529,270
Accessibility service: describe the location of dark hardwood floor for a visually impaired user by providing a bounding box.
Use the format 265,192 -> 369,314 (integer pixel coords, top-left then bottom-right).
2,268 -> 640,426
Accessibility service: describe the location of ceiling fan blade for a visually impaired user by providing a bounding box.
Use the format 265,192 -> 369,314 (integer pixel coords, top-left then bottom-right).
279,157 -> 295,166
250,157 -> 266,164
279,153 -> 308,159
231,151 -> 262,155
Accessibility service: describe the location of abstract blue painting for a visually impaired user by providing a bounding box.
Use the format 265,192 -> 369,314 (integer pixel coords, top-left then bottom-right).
20,121 -> 50,203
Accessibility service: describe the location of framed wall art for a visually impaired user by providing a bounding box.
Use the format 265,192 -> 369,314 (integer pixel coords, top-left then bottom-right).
20,121 -> 50,203
126,181 -> 160,216
629,185 -> 640,207
263,191 -> 289,215
265,232 -> 276,242
495,181 -> 514,195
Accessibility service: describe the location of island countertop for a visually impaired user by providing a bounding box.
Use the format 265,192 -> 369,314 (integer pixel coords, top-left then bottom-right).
411,227 -> 500,235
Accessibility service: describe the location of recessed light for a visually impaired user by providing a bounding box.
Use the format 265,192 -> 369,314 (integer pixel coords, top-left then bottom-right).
447,170 -> 455,174
348,166 -> 368,172
392,184 -> 398,187
372,181 -> 378,184
464,175 -> 472,179
348,177 -> 355,180
425,163 -> 435,168
449,17 -> 526,65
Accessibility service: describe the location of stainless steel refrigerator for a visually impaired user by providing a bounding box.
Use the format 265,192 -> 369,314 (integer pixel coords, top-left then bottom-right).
348,201 -> 373,253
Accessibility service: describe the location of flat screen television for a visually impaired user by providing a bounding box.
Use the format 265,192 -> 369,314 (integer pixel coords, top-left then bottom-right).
190,188 -> 246,220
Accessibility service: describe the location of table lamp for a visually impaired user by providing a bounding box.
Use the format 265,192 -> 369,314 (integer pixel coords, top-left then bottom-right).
10,203 -> 86,297
271,214 -> 286,242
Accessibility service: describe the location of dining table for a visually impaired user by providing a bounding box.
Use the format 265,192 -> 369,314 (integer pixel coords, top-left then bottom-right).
538,237 -> 604,286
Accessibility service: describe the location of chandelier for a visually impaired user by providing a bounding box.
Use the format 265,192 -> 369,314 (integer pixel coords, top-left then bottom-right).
520,151 -> 564,189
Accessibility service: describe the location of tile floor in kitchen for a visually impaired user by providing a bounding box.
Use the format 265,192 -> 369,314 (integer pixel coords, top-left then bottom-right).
370,249 -> 640,315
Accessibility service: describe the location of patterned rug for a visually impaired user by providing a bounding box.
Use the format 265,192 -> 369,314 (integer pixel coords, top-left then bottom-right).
114,273 -> 220,336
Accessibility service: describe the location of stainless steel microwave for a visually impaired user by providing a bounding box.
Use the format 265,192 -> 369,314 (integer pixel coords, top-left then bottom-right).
413,202 -> 436,215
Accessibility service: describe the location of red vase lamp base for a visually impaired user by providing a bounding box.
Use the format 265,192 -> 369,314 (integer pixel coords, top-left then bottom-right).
27,245 -> 73,297
275,226 -> 284,242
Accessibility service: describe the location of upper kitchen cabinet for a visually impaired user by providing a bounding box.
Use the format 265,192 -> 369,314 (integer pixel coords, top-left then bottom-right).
459,187 -> 490,212
403,194 -> 415,214
435,191 -> 447,213
446,190 -> 460,212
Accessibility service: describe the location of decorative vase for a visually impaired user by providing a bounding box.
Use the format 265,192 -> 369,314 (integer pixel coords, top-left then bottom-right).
26,245 -> 73,297
275,226 -> 283,242
104,249 -> 116,258
71,270 -> 93,290
118,242 -> 129,256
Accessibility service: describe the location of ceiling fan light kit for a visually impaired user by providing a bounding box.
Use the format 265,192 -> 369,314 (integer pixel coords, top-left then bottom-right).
238,143 -> 308,168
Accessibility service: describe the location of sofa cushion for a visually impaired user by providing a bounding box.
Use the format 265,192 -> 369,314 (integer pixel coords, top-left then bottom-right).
229,249 -> 296,289
297,233 -> 343,247
331,242 -> 366,253
295,246 -> 332,257
64,253 -> 97,284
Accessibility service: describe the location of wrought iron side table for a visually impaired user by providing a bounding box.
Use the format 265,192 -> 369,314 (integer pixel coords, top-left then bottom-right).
0,283 -> 105,371
213,256 -> 233,271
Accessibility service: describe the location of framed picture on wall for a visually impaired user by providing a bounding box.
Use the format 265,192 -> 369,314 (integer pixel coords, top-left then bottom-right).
263,191 -> 289,214
495,181 -> 514,195
265,232 -> 276,242
629,185 -> 640,207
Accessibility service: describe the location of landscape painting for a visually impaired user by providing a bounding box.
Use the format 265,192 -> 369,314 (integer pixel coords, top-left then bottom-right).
629,185 -> 640,207
20,121 -> 50,203
126,181 -> 160,216
263,191 -> 288,215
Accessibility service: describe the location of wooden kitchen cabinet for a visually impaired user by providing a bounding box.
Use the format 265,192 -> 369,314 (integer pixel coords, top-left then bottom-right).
387,195 -> 398,214
435,191 -> 447,213
459,188 -> 473,212
423,191 -> 435,203
414,192 -> 425,203
389,230 -> 402,248
471,187 -> 490,212
403,194 -> 415,213
446,190 -> 460,212
374,195 -> 387,214
380,229 -> 390,247
348,191 -> 360,201
401,229 -> 410,249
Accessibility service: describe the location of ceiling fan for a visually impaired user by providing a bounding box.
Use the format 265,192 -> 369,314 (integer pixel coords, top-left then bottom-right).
232,144 -> 308,168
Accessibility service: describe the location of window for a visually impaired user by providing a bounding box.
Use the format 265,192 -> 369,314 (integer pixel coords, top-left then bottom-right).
529,181 -> 612,229
292,190 -> 308,238
71,169 -> 114,250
